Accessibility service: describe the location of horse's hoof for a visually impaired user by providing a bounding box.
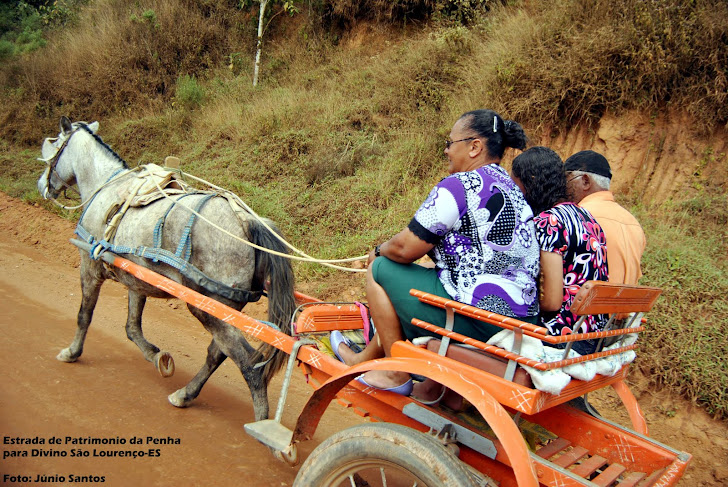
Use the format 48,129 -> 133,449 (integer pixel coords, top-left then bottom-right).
168,390 -> 190,408
155,351 -> 175,378
56,348 -> 77,363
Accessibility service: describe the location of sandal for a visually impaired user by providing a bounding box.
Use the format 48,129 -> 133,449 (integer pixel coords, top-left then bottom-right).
330,330 -> 354,363
356,375 -> 414,396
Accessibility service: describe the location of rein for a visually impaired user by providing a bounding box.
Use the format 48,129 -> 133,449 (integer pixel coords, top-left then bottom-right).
38,127 -> 82,200
145,169 -> 369,272
39,123 -> 368,272
39,123 -> 132,211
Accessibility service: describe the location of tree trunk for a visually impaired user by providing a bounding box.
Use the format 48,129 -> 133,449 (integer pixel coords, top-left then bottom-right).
253,0 -> 269,87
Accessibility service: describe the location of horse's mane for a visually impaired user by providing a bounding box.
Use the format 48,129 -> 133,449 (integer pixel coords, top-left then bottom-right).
76,122 -> 129,169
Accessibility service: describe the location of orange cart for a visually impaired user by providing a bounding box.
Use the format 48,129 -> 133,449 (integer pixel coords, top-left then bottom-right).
75,242 -> 691,487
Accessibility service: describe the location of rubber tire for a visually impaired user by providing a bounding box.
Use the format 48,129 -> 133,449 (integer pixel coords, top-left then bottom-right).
293,422 -> 475,487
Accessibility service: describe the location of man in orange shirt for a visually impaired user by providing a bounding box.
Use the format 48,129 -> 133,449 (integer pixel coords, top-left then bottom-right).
564,150 -> 646,285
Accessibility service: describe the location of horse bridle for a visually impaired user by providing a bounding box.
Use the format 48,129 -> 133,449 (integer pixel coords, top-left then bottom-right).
39,124 -> 85,199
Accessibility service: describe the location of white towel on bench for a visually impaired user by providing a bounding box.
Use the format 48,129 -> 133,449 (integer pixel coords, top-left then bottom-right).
486,327 -> 639,395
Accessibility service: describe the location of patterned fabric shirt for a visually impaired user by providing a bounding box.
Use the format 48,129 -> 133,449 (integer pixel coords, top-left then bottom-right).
534,202 -> 609,354
409,164 -> 540,319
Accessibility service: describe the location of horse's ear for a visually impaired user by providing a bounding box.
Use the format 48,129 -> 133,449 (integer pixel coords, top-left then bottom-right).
60,116 -> 73,135
88,121 -> 100,133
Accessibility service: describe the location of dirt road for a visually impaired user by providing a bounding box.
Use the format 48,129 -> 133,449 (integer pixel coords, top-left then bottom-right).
0,194 -> 361,486
1,192 -> 726,486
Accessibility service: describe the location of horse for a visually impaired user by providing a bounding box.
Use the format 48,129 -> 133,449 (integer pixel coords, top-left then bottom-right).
37,116 -> 297,422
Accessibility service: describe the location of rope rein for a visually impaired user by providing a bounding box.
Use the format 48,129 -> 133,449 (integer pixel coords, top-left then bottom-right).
41,141 -> 368,272
148,168 -> 368,271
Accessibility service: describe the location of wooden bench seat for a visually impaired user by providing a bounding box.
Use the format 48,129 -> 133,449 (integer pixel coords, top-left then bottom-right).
424,338 -> 534,388
411,280 -> 660,349
407,281 -> 662,404
291,282 -> 661,412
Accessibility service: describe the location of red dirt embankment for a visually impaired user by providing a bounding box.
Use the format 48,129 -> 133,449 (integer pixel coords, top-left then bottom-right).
541,110 -> 728,204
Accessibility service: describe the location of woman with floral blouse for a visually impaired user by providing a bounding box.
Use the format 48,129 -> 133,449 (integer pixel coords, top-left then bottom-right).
511,146 -> 609,355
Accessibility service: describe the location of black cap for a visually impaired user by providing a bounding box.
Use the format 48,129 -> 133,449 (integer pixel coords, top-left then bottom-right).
564,150 -> 612,179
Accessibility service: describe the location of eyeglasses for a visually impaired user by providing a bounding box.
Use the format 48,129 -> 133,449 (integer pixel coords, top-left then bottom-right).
445,137 -> 476,149
566,174 -> 585,184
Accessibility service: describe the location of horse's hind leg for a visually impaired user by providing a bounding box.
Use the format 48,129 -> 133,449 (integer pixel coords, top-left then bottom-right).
215,328 -> 271,421
57,271 -> 103,363
183,307 -> 271,421
168,338 -> 226,408
125,290 -> 175,377
239,357 -> 271,422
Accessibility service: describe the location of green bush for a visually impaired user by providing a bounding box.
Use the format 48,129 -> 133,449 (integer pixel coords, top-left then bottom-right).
142,9 -> 157,25
15,27 -> 47,53
0,40 -> 15,61
38,0 -> 84,28
316,0 -> 499,26
131,9 -> 159,28
175,74 -> 205,109
0,0 -> 84,60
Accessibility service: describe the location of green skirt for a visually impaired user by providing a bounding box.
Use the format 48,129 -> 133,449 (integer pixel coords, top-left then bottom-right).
371,257 -> 537,343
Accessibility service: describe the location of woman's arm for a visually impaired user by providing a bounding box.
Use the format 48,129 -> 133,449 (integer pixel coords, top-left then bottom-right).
370,228 -> 434,265
539,250 -> 564,312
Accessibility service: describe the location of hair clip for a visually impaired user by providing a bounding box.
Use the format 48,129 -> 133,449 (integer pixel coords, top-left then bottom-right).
493,116 -> 498,133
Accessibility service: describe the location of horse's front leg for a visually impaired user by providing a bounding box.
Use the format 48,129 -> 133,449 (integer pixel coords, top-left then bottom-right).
125,290 -> 175,377
168,338 -> 226,408
57,270 -> 103,363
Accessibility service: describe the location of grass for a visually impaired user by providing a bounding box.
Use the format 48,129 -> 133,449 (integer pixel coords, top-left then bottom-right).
1,0 -> 727,418
635,196 -> 728,418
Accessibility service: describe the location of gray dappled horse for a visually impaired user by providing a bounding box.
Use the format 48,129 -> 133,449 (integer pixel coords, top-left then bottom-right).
37,117 -> 297,421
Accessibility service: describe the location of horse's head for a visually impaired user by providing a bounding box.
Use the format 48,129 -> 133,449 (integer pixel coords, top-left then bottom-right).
37,116 -> 100,200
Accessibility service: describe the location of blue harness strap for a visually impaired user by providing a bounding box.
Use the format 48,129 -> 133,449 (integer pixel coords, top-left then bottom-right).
74,190 -> 263,304
153,193 -> 194,262
175,194 -> 215,262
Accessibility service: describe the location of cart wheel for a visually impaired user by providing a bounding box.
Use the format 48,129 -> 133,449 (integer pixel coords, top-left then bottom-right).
293,423 -> 475,487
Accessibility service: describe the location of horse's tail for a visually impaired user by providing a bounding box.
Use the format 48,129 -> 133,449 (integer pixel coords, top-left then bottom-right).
247,218 -> 297,383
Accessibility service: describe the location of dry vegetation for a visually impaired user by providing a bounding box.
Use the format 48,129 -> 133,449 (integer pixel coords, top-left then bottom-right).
1,0 -> 727,418
470,0 -> 728,133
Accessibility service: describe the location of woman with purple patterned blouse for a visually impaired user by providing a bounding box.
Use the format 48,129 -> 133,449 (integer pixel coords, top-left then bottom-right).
333,110 -> 540,394
511,146 -> 609,355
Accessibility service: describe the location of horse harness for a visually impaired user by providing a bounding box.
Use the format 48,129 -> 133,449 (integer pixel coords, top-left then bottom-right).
40,124 -> 87,198
75,164 -> 264,305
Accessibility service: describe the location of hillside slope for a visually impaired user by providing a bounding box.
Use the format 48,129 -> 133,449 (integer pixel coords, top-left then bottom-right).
543,110 -> 728,204
1,0 -> 727,421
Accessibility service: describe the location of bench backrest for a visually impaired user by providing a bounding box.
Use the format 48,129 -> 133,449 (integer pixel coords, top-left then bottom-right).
295,304 -> 364,334
570,281 -> 662,316
409,281 -> 663,372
